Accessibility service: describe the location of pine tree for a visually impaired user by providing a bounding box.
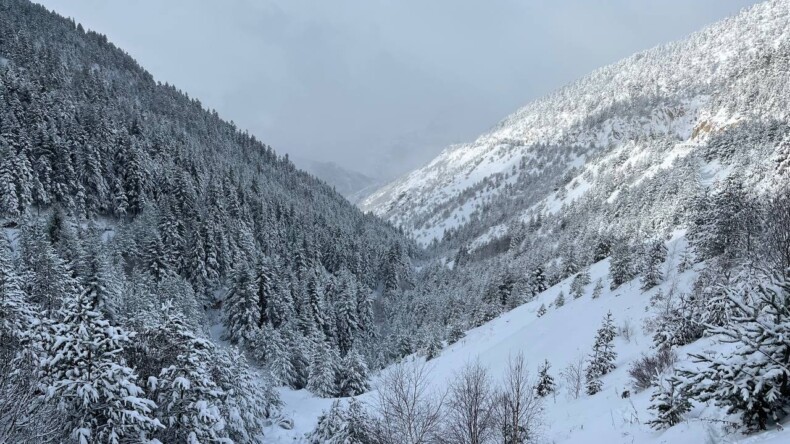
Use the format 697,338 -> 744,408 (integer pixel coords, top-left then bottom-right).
266,326 -> 296,388
647,375 -> 690,430
585,312 -> 617,395
678,274 -> 790,431
212,347 -> 280,443
425,333 -> 443,361
306,400 -> 347,444
141,305 -> 229,443
641,239 -> 667,291
339,349 -> 370,397
308,340 -> 339,398
571,267 -> 591,299
592,278 -> 604,299
529,266 -> 547,297
536,303 -> 547,318
0,140 -> 20,216
447,323 -> 466,344
554,291 -> 566,308
609,240 -> 635,290
345,397 -> 377,444
535,360 -> 556,398
38,290 -> 161,444
223,264 -> 259,345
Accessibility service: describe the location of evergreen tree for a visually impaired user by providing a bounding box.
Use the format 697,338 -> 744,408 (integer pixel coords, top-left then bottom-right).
308,340 -> 339,398
535,360 -> 556,398
678,274 -> 790,431
554,291 -> 565,308
592,278 -> 604,299
141,305 -> 229,443
609,240 -> 635,290
339,349 -> 370,397
529,266 -> 547,297
306,400 -> 348,444
585,312 -> 617,395
641,239 -> 667,291
536,303 -> 547,318
647,375 -> 690,430
38,290 -> 161,444
571,267 -> 591,299
223,264 -> 259,345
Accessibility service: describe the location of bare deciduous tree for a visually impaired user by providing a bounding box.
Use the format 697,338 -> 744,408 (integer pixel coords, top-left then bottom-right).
495,353 -> 543,444
560,354 -> 585,400
442,360 -> 496,444
374,360 -> 446,444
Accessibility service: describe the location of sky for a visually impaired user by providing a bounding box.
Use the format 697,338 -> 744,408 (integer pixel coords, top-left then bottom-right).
36,0 -> 758,180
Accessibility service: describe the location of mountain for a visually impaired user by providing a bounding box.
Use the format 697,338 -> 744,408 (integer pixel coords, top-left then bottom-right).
0,1 -> 417,442
295,158 -> 380,203
361,0 -> 790,248
327,1 -> 790,442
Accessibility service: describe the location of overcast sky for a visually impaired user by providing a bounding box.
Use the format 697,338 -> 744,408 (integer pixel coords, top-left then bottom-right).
36,0 -> 757,179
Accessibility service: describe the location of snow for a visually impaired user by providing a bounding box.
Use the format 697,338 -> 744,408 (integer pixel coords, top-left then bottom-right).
264,234 -> 790,443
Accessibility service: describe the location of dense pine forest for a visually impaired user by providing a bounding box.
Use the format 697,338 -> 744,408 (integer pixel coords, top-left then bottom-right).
0,0 -> 417,442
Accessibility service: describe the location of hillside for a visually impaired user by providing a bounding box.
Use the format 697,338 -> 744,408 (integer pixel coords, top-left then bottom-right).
0,1 -> 417,442
361,0 -> 790,249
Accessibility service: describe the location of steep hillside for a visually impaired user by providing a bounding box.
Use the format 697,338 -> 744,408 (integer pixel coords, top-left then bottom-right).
0,1 -> 417,442
362,0 -> 790,248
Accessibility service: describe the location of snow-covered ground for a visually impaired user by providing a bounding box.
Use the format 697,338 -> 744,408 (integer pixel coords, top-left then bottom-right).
263,234 -> 790,443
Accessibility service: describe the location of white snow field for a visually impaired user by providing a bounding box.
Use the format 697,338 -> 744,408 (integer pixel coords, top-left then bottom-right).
264,234 -> 789,443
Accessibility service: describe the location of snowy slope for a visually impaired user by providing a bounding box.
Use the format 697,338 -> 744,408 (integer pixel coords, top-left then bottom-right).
361,0 -> 790,245
265,234 -> 789,443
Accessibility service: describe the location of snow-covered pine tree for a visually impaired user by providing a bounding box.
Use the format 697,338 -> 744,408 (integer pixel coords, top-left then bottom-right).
306,399 -> 348,444
425,332 -> 443,361
529,266 -> 548,297
447,322 -> 466,344
38,289 -> 161,444
345,397 -> 377,444
554,291 -> 566,308
212,347 -> 281,443
223,263 -> 259,345
592,278 -> 604,299
609,240 -> 635,290
571,267 -> 591,299
641,239 -> 667,291
339,349 -> 370,397
585,312 -> 617,395
647,374 -> 690,430
143,305 -> 229,443
266,326 -> 297,388
535,359 -> 556,397
678,273 -> 790,431
537,303 -> 547,317
308,340 -> 339,398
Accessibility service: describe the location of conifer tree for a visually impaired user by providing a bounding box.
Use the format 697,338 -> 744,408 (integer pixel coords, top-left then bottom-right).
339,349 -> 370,397
554,291 -> 565,308
535,360 -> 556,398
678,274 -> 790,431
536,303 -> 547,318
223,264 -> 259,345
585,312 -> 617,395
571,267 -> 591,299
647,375 -> 690,430
308,340 -> 339,398
641,239 -> 667,291
592,279 -> 604,299
38,289 -> 161,444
